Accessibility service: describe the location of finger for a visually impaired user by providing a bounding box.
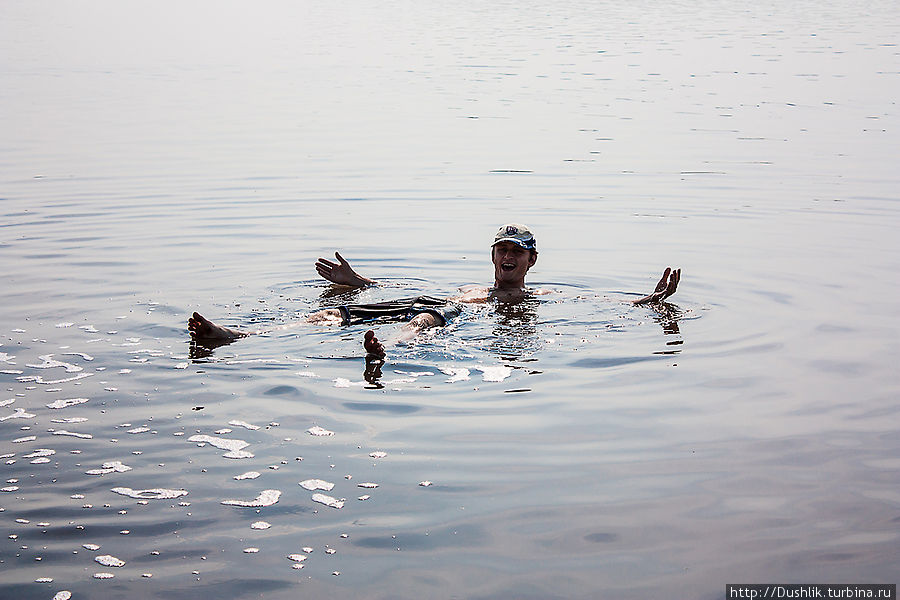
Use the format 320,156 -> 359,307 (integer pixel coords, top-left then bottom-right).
664,268 -> 680,297
655,267 -> 671,292
316,259 -> 337,269
335,251 -> 348,266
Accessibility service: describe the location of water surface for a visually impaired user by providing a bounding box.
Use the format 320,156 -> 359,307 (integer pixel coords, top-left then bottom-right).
1,1 -> 899,598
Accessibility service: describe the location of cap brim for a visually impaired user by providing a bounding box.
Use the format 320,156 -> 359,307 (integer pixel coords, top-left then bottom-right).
492,237 -> 534,249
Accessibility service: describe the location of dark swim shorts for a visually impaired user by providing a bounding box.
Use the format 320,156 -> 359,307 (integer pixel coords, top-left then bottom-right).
338,295 -> 461,326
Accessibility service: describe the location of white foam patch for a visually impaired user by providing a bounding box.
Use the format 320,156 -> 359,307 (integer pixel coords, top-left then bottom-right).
0,399 -> 15,407
357,482 -> 379,489
93,572 -> 114,579
234,471 -> 261,480
228,420 -> 260,431
333,378 -> 366,388
287,553 -> 307,562
30,457 -> 51,464
35,577 -> 53,583
311,493 -> 344,509
393,370 -> 435,377
307,426 -> 334,437
221,489 -> 281,507
27,354 -> 82,373
127,427 -> 150,434
86,461 -> 132,475
250,521 -> 271,530
476,365 -> 513,382
51,416 -> 89,423
224,358 -> 280,365
110,487 -> 189,500
62,352 -> 93,361
188,434 -> 254,459
12,436 -> 36,443
1,486 -> 19,492
243,547 -> 259,553
0,352 -> 16,363
299,479 -> 334,491
0,408 -> 35,421
369,451 -> 387,459
95,554 -> 125,567
82,543 -> 101,551
53,591 -> 72,600
440,367 -> 471,383
17,373 -> 93,385
53,430 -> 93,439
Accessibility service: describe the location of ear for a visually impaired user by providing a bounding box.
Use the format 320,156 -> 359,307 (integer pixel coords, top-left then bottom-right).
528,252 -> 537,267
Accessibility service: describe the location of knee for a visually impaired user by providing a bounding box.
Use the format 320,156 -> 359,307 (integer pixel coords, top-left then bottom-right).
308,308 -> 344,324
409,312 -> 438,329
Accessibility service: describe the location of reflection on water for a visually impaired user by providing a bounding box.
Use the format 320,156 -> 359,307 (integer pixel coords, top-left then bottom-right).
488,294 -> 542,361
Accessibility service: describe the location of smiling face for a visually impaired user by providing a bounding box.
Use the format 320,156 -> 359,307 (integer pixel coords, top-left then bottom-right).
491,241 -> 537,289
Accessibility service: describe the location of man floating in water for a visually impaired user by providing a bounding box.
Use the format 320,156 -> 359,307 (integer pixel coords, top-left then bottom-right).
188,223 -> 680,362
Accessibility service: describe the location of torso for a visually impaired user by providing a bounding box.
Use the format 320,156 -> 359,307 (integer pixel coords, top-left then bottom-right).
451,284 -> 550,304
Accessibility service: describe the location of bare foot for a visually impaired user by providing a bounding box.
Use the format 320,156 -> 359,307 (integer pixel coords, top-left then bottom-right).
188,312 -> 247,343
363,329 -> 386,360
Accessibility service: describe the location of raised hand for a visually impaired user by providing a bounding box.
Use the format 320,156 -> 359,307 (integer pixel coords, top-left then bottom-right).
633,267 -> 681,305
314,252 -> 375,287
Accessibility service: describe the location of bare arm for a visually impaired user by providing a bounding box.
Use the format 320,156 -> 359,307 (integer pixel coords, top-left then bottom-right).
633,267 -> 681,305
315,252 -> 376,287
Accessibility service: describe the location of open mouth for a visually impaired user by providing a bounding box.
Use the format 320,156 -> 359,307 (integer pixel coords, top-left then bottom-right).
501,262 -> 516,272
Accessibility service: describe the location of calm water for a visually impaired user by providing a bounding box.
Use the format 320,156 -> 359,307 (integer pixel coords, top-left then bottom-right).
2,1 -> 899,598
